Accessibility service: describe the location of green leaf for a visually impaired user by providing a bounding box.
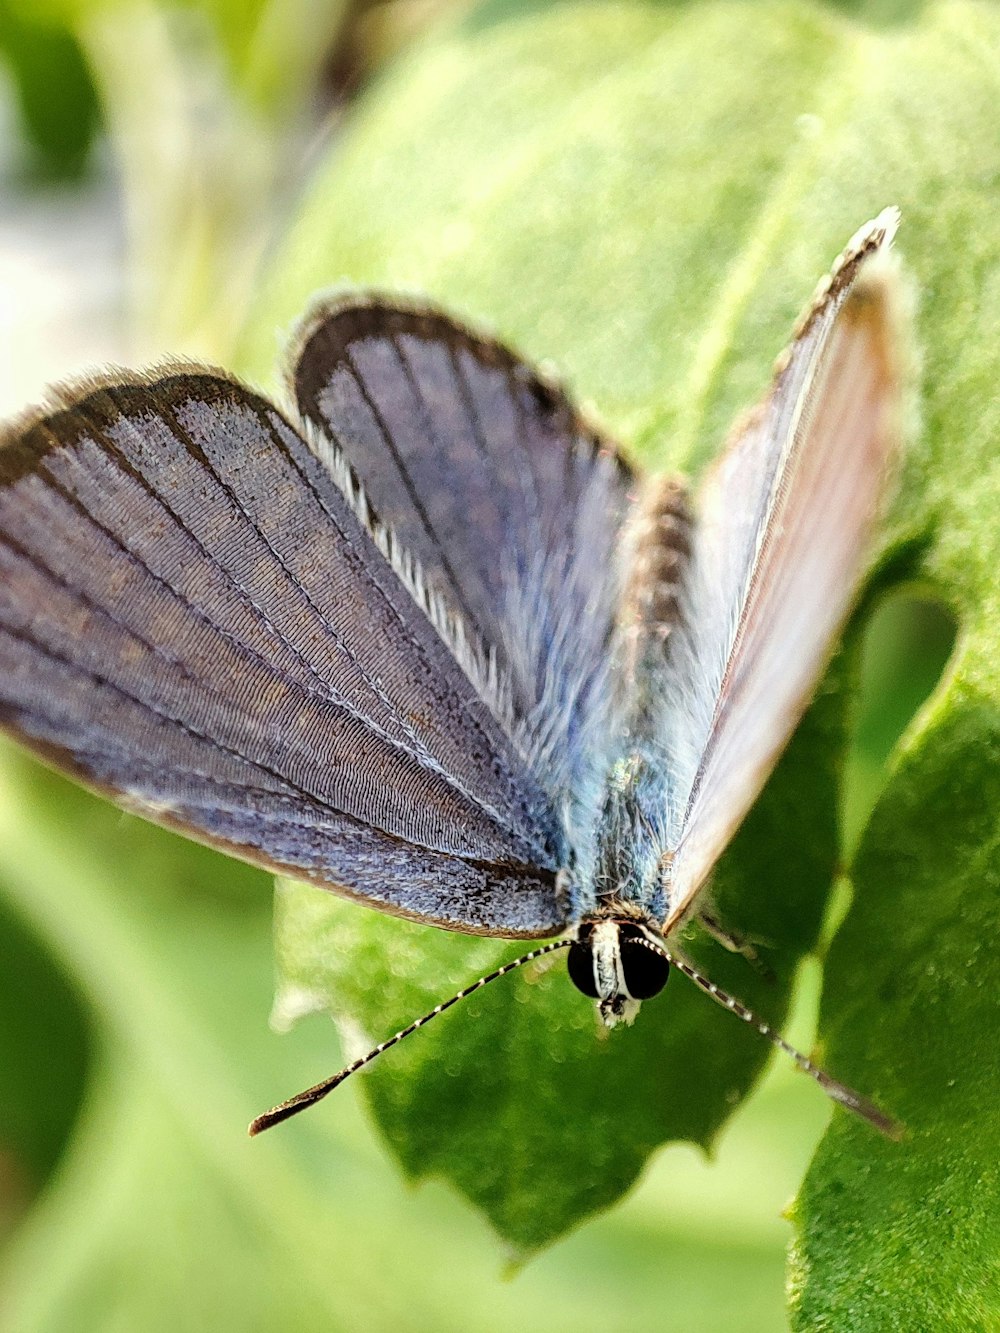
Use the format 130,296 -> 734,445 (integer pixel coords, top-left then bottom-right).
271,702 -> 835,1251
0,745 -> 821,1325
236,0 -> 1000,1288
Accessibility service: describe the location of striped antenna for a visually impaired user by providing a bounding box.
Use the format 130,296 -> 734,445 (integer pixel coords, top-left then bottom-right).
249,939 -> 572,1136
635,937 -> 904,1140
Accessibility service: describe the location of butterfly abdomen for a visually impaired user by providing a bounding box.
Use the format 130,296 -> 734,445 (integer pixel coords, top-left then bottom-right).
617,475 -> 692,710
620,476 -> 690,648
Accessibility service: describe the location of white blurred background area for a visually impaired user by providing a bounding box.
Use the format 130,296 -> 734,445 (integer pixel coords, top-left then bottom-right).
0,71 -> 125,418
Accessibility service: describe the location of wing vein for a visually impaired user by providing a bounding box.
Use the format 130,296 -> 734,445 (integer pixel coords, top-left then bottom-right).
160,399 -> 489,779
448,338 -> 545,571
243,398 -> 550,847
40,402 -> 543,850
42,416 -> 340,706
346,340 -> 480,631
36,419 -> 460,772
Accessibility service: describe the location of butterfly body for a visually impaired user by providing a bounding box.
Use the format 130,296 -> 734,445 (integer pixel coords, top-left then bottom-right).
583,754 -> 665,914
559,743 -> 690,1027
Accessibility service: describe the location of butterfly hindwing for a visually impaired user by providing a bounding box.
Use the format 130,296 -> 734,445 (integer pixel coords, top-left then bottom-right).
0,372 -> 565,936
292,296 -> 636,803
657,209 -> 902,928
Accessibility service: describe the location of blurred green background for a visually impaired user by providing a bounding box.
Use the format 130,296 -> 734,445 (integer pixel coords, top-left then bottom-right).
0,0 -> 991,1327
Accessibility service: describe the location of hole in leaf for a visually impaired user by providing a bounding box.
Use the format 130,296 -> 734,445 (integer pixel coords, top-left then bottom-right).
842,588 -> 957,854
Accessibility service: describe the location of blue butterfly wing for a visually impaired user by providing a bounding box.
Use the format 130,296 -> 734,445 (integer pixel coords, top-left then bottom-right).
292,295 -> 637,809
657,210 -> 903,928
0,373 -> 564,936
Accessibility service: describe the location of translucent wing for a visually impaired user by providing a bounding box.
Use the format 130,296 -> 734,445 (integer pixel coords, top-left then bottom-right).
659,209 -> 902,929
0,373 -> 566,936
291,296 -> 636,803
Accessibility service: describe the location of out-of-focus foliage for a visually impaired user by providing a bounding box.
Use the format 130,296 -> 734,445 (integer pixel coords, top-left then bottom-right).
3,0 -> 340,116
0,894 -> 89,1188
2,0 -> 352,354
0,2 -> 99,179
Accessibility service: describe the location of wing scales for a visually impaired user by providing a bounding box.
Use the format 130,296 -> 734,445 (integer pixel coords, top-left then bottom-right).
0,375 -> 565,936
292,297 -> 636,804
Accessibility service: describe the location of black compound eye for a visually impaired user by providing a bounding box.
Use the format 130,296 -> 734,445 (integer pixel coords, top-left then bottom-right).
567,941 -> 599,998
620,940 -> 670,1000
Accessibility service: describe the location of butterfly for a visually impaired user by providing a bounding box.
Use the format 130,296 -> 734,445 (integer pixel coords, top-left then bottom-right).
0,209 -> 903,1137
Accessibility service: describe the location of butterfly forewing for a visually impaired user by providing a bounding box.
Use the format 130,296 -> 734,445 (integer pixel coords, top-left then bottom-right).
0,373 -> 565,936
658,209 -> 902,928
292,296 -> 635,802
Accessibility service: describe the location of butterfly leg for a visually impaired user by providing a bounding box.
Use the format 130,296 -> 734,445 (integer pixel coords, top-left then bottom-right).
697,910 -> 775,983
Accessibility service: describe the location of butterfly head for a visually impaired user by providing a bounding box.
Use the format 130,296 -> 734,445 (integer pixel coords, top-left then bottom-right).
567,917 -> 670,1028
